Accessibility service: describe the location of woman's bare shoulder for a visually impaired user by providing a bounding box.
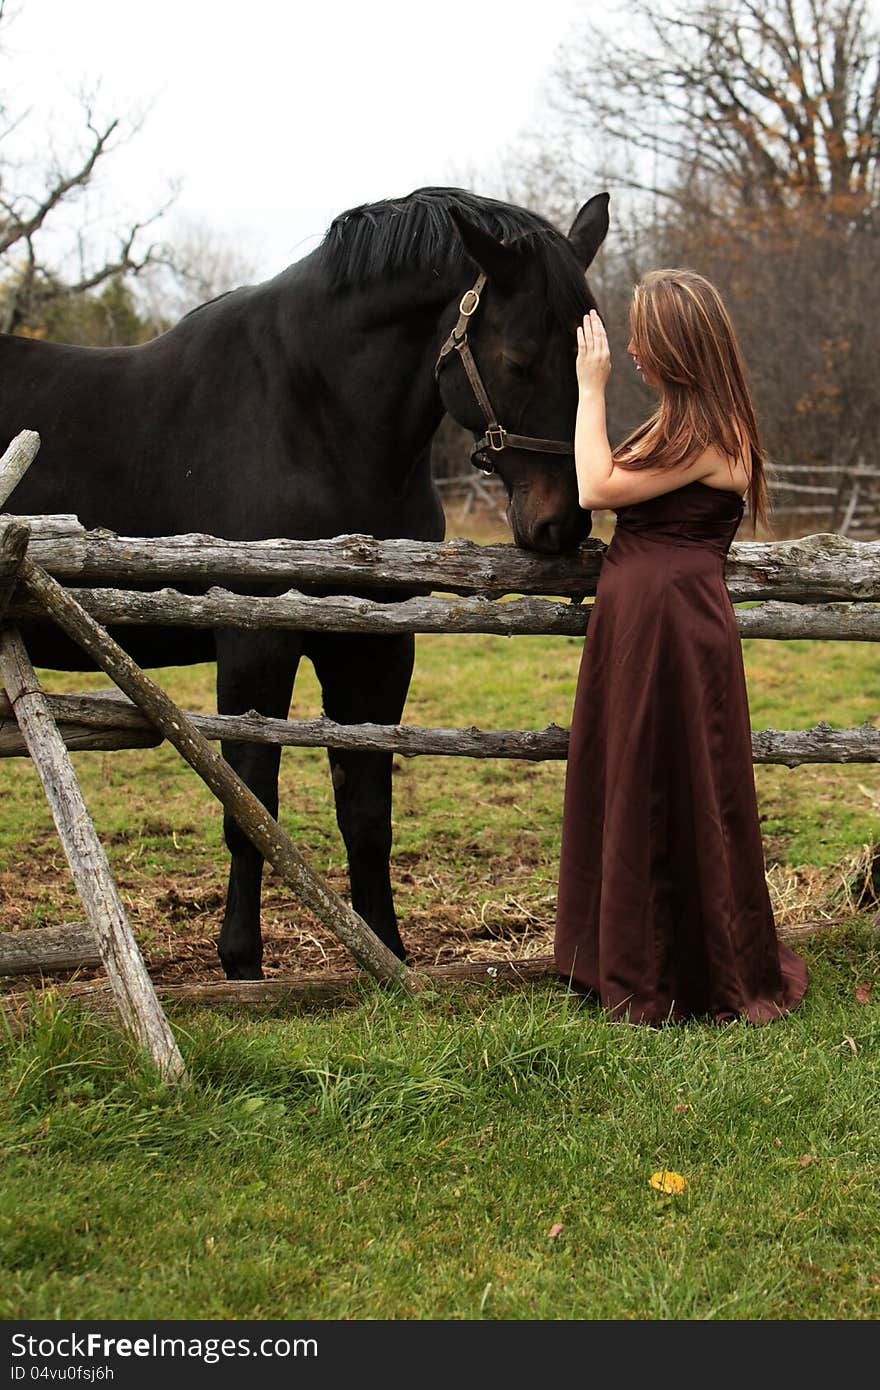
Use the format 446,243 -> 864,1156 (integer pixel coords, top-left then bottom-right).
691,422 -> 752,496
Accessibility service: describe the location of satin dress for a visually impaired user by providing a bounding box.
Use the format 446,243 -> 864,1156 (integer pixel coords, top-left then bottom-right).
554,480 -> 808,1024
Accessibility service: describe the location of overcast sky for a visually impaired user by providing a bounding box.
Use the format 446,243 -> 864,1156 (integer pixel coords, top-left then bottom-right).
5,0 -> 586,284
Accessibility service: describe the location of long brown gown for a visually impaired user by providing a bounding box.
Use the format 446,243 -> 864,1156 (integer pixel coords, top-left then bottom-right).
554,479 -> 808,1024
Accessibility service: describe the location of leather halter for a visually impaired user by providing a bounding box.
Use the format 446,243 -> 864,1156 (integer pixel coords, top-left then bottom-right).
434,272 -> 576,474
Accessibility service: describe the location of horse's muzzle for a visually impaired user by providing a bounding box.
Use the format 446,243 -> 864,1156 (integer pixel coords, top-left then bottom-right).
512,509 -> 592,554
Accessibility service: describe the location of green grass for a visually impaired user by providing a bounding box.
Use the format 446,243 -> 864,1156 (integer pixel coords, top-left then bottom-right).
0,535 -> 878,1318
1,921 -> 878,1319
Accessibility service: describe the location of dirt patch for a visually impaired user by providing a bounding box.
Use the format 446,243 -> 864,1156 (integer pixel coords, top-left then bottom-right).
0,845 -> 557,995
0,834 -> 861,997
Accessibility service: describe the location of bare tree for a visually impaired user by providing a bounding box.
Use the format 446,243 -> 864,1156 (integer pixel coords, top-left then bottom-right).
552,0 -> 880,217
496,0 -> 880,511
138,218 -> 259,323
0,0 -> 176,335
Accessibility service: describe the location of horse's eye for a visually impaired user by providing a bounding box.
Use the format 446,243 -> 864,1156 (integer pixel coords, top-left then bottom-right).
503,356 -> 530,377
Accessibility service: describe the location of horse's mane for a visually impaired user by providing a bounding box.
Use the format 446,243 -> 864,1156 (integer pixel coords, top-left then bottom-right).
320,186 -> 589,328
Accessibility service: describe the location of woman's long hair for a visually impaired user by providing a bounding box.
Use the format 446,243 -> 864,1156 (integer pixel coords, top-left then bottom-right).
613,269 -> 769,532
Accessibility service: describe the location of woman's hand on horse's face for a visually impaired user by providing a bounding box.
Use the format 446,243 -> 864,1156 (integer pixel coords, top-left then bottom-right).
575,310 -> 611,393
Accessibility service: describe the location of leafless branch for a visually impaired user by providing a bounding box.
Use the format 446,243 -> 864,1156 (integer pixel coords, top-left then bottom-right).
0,113 -> 120,256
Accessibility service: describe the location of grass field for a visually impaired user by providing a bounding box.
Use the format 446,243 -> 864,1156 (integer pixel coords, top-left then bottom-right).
1,506 -> 878,1319
2,938 -> 878,1319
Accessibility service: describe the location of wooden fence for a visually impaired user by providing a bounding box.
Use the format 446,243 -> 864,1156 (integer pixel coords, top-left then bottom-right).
3,515 -> 879,768
768,464 -> 880,537
2,478 -> 880,1065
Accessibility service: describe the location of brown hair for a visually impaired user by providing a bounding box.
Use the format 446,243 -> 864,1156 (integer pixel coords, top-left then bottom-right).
613,268 -> 769,532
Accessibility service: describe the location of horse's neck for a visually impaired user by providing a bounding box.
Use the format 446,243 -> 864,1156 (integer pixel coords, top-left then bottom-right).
298,264 -> 463,476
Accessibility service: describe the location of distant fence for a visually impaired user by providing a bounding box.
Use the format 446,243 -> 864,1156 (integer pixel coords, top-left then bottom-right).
768,464 -> 880,537
436,465 -> 880,538
434,474 -> 508,522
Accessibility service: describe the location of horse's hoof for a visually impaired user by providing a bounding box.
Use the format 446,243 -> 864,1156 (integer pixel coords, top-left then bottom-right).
218,954 -> 264,981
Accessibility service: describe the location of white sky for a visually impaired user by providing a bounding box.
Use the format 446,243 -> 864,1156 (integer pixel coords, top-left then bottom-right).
5,0 -> 586,283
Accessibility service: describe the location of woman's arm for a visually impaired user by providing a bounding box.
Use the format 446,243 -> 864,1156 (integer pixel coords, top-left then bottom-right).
573,312 -> 614,509
573,311 -> 722,511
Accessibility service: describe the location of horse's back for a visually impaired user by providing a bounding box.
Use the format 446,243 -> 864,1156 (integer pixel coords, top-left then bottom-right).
0,274 -> 442,673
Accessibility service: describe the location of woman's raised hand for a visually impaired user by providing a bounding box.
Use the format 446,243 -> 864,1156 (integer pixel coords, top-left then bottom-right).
576,309 -> 611,392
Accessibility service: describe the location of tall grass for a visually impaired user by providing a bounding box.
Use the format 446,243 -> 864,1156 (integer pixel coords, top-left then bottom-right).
2,917 -> 878,1320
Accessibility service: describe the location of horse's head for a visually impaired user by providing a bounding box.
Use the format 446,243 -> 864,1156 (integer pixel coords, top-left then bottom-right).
435,193 -> 609,553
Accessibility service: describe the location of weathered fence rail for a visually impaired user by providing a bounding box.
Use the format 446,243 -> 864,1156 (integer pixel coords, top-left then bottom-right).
0,919 -> 832,1027
18,518 -> 880,599
7,586 -> 880,640
0,626 -> 186,1081
768,463 -> 880,537
1,690 -> 878,767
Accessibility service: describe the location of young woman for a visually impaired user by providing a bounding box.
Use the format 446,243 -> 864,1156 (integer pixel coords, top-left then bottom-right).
554,268 -> 808,1024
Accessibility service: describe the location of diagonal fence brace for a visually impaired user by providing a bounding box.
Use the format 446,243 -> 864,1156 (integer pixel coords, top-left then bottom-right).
17,555 -> 420,994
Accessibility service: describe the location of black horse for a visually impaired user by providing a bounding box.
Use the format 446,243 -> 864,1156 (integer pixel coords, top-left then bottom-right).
1,186 -> 608,978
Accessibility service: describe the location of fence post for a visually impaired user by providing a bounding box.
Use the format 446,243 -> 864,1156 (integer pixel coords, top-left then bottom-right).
0,431 -> 40,508
0,628 -> 187,1083
0,517 -> 30,619
839,480 -> 861,537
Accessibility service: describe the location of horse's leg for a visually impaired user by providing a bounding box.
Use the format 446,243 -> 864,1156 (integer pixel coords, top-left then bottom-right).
308,632 -> 415,960
215,630 -> 302,980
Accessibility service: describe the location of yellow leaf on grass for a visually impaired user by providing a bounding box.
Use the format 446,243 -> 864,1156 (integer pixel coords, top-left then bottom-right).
649,1169 -> 687,1195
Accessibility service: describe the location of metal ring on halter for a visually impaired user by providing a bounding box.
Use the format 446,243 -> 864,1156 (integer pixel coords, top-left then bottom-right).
459,288 -> 480,316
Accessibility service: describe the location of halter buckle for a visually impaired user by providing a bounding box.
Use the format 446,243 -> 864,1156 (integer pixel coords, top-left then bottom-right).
459,288 -> 480,317
486,424 -> 507,452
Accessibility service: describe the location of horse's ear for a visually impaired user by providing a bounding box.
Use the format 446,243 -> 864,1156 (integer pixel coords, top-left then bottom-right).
568,192 -> 610,269
449,208 -> 521,290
